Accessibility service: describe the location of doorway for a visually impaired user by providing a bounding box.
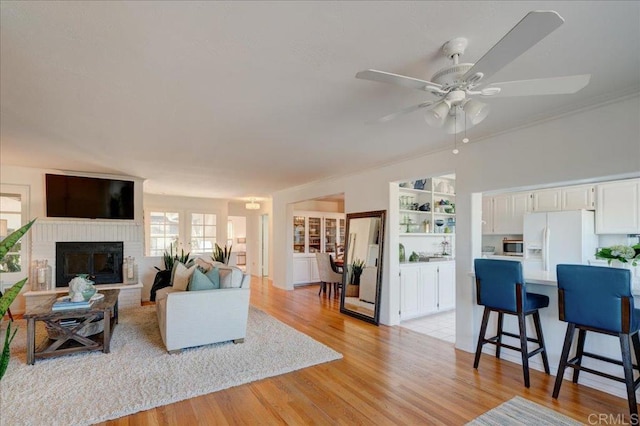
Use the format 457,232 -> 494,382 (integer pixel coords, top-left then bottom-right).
260,214 -> 269,277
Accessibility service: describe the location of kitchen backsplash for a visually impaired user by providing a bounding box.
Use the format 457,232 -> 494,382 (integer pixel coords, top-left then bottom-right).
482,234 -> 639,256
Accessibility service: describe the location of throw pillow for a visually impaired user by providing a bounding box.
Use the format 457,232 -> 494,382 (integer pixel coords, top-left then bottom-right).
188,268 -> 216,291
195,257 -> 214,272
204,267 -> 221,289
172,262 -> 197,291
219,266 -> 244,288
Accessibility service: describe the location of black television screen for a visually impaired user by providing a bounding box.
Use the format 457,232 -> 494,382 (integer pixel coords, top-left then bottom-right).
45,174 -> 135,220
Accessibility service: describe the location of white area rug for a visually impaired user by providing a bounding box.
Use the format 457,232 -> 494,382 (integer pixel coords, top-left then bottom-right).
0,305 -> 342,425
467,396 -> 583,425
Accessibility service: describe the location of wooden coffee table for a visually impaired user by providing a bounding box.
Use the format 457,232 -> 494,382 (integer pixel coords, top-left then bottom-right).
24,289 -> 120,365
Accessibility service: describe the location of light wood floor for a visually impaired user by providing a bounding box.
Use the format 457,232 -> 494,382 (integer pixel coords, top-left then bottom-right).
100,276 -> 633,425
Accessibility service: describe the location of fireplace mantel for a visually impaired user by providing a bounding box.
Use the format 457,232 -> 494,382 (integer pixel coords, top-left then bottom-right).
24,282 -> 143,311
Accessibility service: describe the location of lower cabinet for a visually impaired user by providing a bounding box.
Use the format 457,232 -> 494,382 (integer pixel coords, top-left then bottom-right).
293,255 -> 320,285
400,261 -> 455,320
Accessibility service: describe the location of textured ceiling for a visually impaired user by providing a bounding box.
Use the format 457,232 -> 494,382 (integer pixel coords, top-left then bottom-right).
1,1 -> 639,200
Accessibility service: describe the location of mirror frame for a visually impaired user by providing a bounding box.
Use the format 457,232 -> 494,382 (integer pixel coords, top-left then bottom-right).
339,210 -> 386,325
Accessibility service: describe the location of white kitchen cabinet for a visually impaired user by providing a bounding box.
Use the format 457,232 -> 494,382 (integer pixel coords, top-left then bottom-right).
561,185 -> 595,210
399,266 -> 422,319
531,189 -> 561,212
485,192 -> 530,235
400,261 -> 455,320
437,261 -> 456,311
530,185 -> 595,212
596,179 -> 640,234
482,197 -> 494,235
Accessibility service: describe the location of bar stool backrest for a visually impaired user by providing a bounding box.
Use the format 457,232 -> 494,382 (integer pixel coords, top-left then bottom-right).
474,259 -> 525,312
556,264 -> 633,333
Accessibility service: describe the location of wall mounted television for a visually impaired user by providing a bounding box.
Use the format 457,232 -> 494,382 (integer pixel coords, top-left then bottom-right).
45,174 -> 135,220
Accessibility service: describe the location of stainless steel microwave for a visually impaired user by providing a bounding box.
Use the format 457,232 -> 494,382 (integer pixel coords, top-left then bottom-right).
502,238 -> 524,256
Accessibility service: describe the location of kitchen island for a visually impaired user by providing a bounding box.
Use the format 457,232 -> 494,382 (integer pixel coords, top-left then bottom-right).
468,268 -> 639,400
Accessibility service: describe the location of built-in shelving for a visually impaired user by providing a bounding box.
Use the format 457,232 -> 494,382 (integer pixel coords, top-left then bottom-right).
399,176 -> 456,236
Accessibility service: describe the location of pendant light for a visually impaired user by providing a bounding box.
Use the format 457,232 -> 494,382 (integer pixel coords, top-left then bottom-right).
245,198 -> 260,210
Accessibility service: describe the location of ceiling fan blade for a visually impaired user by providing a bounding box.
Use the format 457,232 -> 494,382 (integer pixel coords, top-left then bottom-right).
368,102 -> 435,124
356,69 -> 442,92
463,11 -> 565,82
486,74 -> 590,97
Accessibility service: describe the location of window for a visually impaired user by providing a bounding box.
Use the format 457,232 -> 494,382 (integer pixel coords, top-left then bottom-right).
148,211 -> 179,256
0,185 -> 29,280
190,213 -> 217,254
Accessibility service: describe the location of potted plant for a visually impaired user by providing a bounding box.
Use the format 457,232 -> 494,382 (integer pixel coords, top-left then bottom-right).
0,219 -> 35,380
212,243 -> 232,265
350,259 -> 365,286
595,244 -> 640,267
150,241 -> 193,302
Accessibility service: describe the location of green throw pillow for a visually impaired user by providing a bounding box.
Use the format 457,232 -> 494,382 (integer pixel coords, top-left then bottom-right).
205,267 -> 221,289
188,268 -> 216,291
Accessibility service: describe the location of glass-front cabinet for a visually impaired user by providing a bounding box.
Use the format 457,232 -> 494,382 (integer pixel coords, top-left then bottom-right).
292,211 -> 345,285
293,216 -> 306,253
292,212 -> 344,255
324,217 -> 337,254
308,216 -> 322,253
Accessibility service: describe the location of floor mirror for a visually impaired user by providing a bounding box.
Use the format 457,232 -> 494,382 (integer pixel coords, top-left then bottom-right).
339,210 -> 385,325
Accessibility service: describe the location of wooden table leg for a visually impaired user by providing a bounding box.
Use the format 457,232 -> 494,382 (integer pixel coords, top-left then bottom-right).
103,308 -> 111,353
26,318 -> 35,365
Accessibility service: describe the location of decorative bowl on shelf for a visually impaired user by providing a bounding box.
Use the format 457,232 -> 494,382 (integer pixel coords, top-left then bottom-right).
408,224 -> 422,233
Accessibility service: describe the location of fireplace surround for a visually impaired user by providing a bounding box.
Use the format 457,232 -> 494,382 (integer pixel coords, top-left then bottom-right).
56,241 -> 123,287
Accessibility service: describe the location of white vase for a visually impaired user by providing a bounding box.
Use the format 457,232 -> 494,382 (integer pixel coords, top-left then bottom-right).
610,260 -> 639,291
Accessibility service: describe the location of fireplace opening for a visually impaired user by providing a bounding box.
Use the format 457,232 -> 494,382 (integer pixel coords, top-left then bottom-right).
56,242 -> 123,287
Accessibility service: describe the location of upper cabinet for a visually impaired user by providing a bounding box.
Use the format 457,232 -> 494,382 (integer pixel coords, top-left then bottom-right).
293,212 -> 345,255
596,179 -> 640,234
531,188 -> 561,212
562,185 -> 595,211
481,197 -> 494,235
483,184 -> 598,235
531,185 -> 595,212
483,192 -> 530,235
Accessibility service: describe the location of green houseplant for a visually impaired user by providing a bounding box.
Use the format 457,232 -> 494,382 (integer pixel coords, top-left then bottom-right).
154,241 -> 192,272
212,243 -> 232,265
0,218 -> 35,380
595,244 -> 640,267
350,258 -> 365,286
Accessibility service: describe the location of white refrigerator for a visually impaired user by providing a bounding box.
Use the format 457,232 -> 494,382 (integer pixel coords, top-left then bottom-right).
523,210 -> 598,273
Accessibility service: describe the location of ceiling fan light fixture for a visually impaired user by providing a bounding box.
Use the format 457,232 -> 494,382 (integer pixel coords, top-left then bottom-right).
443,108 -> 465,134
464,99 -> 490,125
425,100 -> 450,127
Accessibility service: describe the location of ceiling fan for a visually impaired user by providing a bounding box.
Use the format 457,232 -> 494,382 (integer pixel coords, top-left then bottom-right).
356,11 -> 590,134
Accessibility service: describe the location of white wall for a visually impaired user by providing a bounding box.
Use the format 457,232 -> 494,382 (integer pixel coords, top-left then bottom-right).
0,165 -> 145,311
272,95 -> 640,349
292,199 -> 344,212
0,165 -> 145,222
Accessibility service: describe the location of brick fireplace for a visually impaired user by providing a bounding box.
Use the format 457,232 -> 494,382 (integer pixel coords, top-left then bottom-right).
22,220 -> 144,311
30,220 -> 143,287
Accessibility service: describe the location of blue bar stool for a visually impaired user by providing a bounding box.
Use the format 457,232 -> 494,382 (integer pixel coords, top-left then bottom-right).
554,265 -> 640,416
473,259 -> 551,388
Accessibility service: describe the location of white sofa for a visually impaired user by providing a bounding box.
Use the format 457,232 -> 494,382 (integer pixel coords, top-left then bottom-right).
155,262 -> 250,352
